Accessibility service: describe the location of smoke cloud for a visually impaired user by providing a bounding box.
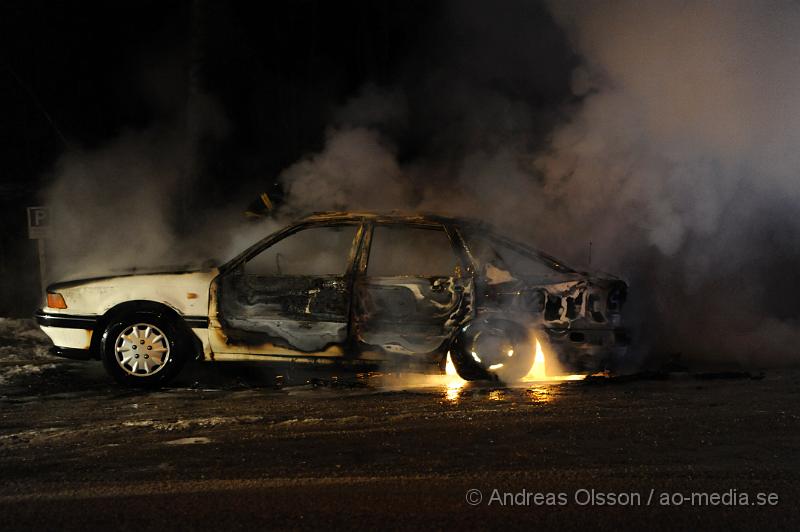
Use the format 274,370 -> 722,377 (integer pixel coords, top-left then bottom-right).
41,1 -> 800,369
275,1 -> 800,368
46,89 -> 227,278
536,0 -> 800,367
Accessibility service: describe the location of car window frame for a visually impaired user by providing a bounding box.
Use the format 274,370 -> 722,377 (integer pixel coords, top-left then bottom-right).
220,221 -> 366,278
456,226 -> 576,275
359,221 -> 469,279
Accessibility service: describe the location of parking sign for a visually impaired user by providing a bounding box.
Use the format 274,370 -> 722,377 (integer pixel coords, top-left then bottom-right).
27,206 -> 50,239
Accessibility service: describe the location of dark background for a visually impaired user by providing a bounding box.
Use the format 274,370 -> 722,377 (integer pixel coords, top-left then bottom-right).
0,0 -> 574,316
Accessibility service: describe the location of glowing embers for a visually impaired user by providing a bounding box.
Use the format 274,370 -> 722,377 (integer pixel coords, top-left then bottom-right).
525,385 -> 555,404
521,338 -> 585,383
486,389 -> 506,401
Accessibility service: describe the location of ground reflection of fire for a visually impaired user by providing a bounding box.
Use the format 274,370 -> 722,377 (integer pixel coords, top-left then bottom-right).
486,389 -> 505,401
440,340 -> 582,403
525,386 -> 554,403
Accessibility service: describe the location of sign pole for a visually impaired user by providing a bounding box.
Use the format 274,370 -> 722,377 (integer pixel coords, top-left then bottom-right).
37,238 -> 47,295
27,206 -> 51,296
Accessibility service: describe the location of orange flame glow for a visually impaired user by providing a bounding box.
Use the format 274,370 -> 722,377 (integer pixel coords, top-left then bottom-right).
521,338 -> 585,383
444,351 -> 465,401
442,340 -> 582,402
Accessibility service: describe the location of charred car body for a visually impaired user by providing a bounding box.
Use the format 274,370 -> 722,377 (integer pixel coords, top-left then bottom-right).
35,212 -> 628,386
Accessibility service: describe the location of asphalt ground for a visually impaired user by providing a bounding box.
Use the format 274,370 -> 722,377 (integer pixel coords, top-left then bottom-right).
1,318 -> 798,531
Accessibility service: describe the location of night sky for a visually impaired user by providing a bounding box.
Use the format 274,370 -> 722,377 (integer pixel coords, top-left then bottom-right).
1,1 -> 574,199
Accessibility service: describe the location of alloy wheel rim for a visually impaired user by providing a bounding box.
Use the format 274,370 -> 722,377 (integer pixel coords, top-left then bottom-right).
114,323 -> 170,377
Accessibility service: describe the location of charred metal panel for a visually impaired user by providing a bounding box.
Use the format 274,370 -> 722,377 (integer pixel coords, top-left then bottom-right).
353,276 -> 469,355
232,275 -> 348,320
544,293 -> 563,321
211,222 -> 364,356
587,294 -> 605,322
217,272 -> 350,352
472,266 -> 629,372
206,212 -> 628,374
352,221 -> 474,360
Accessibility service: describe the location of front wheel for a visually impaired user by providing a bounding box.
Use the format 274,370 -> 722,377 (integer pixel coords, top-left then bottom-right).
101,312 -> 188,387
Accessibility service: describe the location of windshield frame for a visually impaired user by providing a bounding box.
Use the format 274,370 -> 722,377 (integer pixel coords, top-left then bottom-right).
457,226 -> 576,276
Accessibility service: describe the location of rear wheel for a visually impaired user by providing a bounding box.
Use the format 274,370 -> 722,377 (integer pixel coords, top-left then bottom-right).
101,311 -> 188,387
451,322 -> 533,383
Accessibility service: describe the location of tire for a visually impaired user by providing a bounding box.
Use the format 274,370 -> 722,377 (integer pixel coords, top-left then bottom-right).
100,311 -> 188,388
451,321 -> 534,384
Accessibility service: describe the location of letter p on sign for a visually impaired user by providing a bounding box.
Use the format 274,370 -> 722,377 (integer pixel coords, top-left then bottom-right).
27,206 -> 50,239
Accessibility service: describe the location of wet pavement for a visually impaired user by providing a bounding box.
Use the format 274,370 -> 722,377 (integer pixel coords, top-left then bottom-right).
1,319 -> 798,530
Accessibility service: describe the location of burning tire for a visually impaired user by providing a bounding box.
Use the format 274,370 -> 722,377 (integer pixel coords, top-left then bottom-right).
450,321 -> 533,383
100,311 -> 188,387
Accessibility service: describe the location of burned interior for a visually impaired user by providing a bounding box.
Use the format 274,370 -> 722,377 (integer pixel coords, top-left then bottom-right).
211,212 -> 628,380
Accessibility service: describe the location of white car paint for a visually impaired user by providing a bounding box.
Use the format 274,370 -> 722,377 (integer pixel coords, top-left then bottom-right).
39,326 -> 94,350
39,270 -> 217,352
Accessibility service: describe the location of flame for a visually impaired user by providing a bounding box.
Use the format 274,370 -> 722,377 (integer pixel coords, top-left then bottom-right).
441,341 -> 582,402
522,338 -> 585,382
445,350 -> 458,376
444,351 -> 465,401
528,338 -> 548,380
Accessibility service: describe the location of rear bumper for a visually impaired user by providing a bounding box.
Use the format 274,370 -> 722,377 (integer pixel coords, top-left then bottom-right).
35,309 -> 97,353
545,327 -> 630,372
545,327 -> 629,346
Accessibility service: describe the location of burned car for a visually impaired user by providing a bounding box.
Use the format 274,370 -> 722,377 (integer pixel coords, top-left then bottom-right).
35,212 -> 628,386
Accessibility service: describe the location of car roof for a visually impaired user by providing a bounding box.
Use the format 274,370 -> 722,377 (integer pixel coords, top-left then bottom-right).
296,211 -> 578,274
298,210 -> 489,229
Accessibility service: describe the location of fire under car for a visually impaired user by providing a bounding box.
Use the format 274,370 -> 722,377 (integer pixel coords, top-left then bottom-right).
35,212 -> 629,387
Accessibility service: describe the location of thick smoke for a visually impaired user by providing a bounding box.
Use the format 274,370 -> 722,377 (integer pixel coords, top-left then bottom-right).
42,87 -> 265,280
41,1 -> 800,369
537,0 -> 800,367
279,127 -> 410,214
275,1 -> 800,368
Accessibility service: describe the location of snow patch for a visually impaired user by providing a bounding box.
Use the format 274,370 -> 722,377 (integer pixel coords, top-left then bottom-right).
122,415 -> 263,431
163,437 -> 212,445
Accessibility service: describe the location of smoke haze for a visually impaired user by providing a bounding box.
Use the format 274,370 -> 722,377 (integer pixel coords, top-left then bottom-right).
275,1 -> 800,367
42,1 -> 800,368
538,0 -> 800,366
